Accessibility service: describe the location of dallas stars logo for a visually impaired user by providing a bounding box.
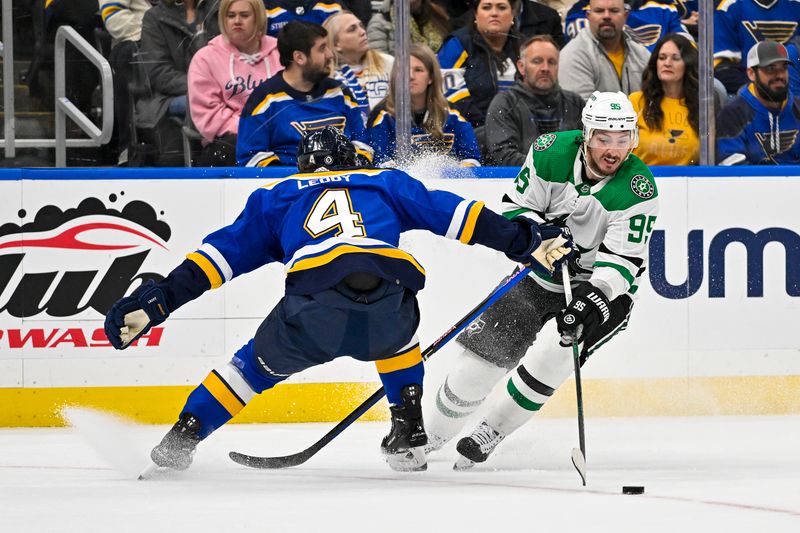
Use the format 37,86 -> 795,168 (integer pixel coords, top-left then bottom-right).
631,175 -> 655,199
533,133 -> 556,151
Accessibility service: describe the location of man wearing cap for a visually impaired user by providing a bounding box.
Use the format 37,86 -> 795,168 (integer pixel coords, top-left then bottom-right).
716,40 -> 800,165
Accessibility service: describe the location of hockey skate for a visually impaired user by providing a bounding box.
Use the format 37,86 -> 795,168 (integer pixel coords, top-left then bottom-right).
454,420 -> 505,470
423,431 -> 449,455
147,413 -> 202,473
380,384 -> 428,472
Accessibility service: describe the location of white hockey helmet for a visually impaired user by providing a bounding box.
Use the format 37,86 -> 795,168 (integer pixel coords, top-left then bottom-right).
581,91 -> 639,149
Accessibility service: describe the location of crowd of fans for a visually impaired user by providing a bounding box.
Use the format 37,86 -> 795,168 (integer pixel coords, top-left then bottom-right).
17,0 -> 800,167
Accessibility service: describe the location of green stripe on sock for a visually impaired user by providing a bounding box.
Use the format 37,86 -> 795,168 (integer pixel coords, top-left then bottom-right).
435,390 -> 471,419
507,379 -> 543,412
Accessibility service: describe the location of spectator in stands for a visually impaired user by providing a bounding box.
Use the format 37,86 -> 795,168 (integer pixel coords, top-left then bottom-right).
714,0 -> 800,96
137,0 -> 218,166
324,11 -> 393,121
236,21 -> 373,166
27,0 -> 101,115
565,0 -> 690,51
367,43 -> 481,167
187,0 -> 281,166
716,40 -> 800,165
99,0 -> 155,166
629,33 -> 699,165
517,0 -> 564,47
484,35 -> 584,166
537,0 -> 579,21
558,0 -> 650,100
787,37 -> 800,96
367,0 -> 451,54
437,0 -> 521,153
263,0 -> 344,37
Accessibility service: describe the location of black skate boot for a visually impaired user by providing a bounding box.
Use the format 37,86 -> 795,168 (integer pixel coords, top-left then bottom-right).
150,413 -> 202,471
454,420 -> 505,470
380,384 -> 428,472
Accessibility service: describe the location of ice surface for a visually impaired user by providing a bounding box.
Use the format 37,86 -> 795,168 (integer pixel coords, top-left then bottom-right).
1,411 -> 798,532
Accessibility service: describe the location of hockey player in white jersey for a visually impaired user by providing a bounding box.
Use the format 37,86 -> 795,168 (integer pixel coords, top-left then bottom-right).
422,91 -> 659,468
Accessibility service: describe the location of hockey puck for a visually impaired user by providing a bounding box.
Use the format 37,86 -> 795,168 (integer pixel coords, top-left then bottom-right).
622,486 -> 645,495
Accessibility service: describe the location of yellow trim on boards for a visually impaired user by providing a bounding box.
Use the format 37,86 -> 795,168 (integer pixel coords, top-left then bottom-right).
1,376 -> 799,427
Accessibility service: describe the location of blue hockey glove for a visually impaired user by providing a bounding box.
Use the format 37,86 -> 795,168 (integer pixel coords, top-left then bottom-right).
104,281 -> 170,350
556,282 -> 611,345
506,217 -> 574,276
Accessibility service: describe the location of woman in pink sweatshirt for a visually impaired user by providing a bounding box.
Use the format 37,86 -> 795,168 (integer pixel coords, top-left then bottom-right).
188,0 -> 282,165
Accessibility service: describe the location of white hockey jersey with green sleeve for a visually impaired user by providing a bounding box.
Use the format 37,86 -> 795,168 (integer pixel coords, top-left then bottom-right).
502,130 -> 659,301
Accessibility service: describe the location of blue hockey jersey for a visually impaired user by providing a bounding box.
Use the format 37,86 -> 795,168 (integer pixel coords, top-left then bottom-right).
186,168 -> 526,295
716,84 -> 800,164
264,0 -> 344,37
236,74 -> 372,166
788,41 -> 800,97
366,104 -> 481,166
714,0 -> 800,62
565,0 -> 689,51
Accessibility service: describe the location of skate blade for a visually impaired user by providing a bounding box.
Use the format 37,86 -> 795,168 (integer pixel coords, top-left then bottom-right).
385,446 -> 427,472
137,463 -> 182,480
453,455 -> 476,471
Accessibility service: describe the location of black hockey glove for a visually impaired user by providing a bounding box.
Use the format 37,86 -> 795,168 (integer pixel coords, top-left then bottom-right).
506,217 -> 573,276
104,281 -> 170,350
556,282 -> 611,345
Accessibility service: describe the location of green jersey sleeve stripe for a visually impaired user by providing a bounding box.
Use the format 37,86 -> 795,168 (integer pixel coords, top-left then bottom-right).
503,207 -> 533,220
593,261 -> 635,286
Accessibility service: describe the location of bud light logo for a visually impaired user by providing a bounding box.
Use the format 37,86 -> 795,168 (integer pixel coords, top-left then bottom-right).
0,195 -> 171,349
649,227 -> 800,299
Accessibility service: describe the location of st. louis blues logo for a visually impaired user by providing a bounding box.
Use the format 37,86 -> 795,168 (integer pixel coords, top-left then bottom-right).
742,20 -> 797,44
291,117 -> 347,136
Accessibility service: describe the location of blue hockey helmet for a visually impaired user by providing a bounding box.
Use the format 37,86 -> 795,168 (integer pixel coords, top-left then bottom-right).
297,126 -> 357,172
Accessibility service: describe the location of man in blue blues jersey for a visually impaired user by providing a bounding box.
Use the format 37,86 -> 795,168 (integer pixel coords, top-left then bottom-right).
717,40 -> 800,165
105,127 -> 573,473
236,21 -> 373,167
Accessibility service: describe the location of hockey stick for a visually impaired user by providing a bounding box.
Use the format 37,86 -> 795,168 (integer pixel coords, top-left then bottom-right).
229,265 -> 532,469
562,263 -> 587,486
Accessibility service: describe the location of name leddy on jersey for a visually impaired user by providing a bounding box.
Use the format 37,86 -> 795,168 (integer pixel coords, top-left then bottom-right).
297,175 -> 352,189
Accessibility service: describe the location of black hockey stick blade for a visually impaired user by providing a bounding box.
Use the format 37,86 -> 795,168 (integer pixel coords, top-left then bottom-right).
230,387 -> 387,469
229,266 -> 532,469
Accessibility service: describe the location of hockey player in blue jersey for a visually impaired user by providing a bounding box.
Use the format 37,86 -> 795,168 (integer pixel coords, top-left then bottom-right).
104,127 -> 573,473
236,21 -> 373,167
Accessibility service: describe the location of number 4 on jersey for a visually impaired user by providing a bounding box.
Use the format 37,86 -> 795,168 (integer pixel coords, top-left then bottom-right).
304,188 -> 366,238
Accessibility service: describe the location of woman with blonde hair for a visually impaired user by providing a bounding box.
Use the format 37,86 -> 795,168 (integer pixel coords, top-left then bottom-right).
323,10 -> 394,121
367,43 -> 481,167
187,0 -> 281,165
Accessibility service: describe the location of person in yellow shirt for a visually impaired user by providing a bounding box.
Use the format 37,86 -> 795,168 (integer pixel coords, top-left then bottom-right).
629,34 -> 700,166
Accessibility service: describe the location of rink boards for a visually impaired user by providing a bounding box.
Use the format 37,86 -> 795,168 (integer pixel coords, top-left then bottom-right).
0,166 -> 799,426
